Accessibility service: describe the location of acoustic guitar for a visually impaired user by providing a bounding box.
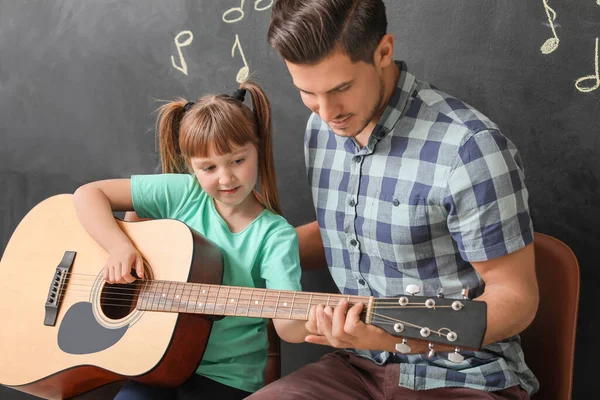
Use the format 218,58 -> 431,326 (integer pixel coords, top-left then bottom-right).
0,194 -> 486,399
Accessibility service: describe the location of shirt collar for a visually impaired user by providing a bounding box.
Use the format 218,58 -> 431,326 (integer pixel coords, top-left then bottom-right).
365,61 -> 417,149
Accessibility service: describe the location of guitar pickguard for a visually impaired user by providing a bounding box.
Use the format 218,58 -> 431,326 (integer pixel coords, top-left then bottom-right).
58,302 -> 128,354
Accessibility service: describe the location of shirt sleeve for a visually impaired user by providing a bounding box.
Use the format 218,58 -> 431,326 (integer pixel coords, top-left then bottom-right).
258,226 -> 303,292
131,173 -> 197,220
444,129 -> 534,262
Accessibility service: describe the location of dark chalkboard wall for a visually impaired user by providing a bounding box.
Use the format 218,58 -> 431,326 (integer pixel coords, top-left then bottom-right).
1,1 -> 598,398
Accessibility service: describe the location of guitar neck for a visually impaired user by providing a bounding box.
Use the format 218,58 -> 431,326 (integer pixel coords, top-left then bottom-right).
136,280 -> 372,321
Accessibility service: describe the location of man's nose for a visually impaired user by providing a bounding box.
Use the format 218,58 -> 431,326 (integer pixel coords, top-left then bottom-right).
317,96 -> 341,123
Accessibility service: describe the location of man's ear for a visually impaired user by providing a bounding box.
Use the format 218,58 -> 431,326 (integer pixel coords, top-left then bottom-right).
374,34 -> 395,68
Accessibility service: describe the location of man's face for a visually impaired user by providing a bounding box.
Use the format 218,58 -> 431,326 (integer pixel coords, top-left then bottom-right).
285,49 -> 385,139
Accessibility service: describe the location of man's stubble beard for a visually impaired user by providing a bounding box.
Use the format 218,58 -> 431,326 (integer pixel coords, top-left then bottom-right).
349,77 -> 386,138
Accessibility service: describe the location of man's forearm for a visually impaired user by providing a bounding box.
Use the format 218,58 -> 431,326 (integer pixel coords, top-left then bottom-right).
472,244 -> 539,346
476,285 -> 538,346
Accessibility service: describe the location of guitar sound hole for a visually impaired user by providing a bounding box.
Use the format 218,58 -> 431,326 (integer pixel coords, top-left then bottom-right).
100,281 -> 141,320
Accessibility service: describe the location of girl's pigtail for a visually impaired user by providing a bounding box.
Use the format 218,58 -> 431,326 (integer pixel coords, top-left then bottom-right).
240,81 -> 282,216
156,99 -> 188,174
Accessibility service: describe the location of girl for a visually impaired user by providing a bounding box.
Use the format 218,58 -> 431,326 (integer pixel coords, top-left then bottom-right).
73,81 -> 308,399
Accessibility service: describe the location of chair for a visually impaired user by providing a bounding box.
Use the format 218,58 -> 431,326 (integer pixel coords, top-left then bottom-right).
520,233 -> 580,400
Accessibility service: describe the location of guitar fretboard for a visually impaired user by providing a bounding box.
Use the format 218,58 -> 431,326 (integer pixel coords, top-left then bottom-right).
136,280 -> 371,321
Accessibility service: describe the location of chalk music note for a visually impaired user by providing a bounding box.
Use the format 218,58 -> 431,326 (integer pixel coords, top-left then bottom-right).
254,0 -> 273,11
575,38 -> 599,93
232,34 -> 250,83
223,0 -> 246,24
171,30 -> 194,76
540,0 -> 560,54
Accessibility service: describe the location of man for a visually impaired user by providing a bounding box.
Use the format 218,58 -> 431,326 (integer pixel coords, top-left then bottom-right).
249,0 -> 539,399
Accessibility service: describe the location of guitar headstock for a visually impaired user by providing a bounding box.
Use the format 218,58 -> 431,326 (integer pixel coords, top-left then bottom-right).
368,292 -> 487,350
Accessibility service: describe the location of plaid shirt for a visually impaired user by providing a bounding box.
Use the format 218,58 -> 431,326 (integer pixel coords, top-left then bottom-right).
304,61 -> 539,394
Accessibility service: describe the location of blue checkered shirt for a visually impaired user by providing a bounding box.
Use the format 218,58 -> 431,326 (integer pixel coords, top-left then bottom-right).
304,61 -> 539,394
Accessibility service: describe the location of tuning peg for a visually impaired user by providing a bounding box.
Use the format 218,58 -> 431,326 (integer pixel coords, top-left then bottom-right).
395,338 -> 411,354
427,343 -> 435,358
405,284 -> 420,296
448,347 -> 464,363
461,289 -> 469,299
437,288 -> 444,298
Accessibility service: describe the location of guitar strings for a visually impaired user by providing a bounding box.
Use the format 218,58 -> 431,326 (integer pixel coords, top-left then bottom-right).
60,273 -> 461,306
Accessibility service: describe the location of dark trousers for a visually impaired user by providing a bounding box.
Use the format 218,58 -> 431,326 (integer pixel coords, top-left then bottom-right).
247,351 -> 530,400
114,373 -> 251,400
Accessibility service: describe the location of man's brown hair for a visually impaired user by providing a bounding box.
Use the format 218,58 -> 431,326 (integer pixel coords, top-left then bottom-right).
268,0 -> 387,64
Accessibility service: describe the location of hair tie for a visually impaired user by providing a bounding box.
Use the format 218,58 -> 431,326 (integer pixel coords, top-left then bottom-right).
232,89 -> 247,102
183,101 -> 195,112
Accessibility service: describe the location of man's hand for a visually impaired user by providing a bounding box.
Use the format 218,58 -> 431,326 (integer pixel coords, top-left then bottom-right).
304,299 -> 394,351
304,298 -> 459,355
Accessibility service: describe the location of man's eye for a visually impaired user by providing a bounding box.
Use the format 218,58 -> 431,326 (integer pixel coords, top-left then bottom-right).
337,85 -> 350,92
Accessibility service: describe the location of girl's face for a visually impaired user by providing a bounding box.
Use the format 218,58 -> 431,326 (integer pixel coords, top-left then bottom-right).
190,141 -> 259,213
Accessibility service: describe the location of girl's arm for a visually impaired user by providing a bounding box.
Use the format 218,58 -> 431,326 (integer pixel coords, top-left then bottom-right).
124,211 -> 150,222
272,319 -> 310,343
73,179 -> 145,283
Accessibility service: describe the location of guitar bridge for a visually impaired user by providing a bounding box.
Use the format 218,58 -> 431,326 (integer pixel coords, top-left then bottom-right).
44,251 -> 76,326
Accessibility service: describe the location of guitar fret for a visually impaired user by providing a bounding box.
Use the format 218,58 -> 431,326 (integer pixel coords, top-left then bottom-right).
172,282 -> 179,312
188,283 -> 198,314
232,286 -> 240,316
168,282 -> 176,312
192,283 -> 200,313
137,281 -> 147,310
153,281 -> 161,311
154,281 -> 162,311
275,290 -> 281,319
225,286 -> 232,316
260,289 -> 266,318
216,286 -> 223,314
289,292 -> 296,319
206,286 -> 214,314
181,283 -> 189,313
145,281 -> 153,310
174,282 -> 181,312
180,282 -> 186,312
306,293 -> 313,319
247,288 -> 253,317
203,286 -> 209,314
148,281 -> 157,311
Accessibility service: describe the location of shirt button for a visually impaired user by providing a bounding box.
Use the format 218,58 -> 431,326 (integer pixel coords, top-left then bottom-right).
353,156 -> 362,163
350,239 -> 358,246
393,199 -> 400,207
358,279 -> 366,286
349,199 -> 356,207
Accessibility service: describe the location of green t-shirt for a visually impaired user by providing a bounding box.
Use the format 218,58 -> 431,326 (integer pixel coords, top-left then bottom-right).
131,173 -> 302,393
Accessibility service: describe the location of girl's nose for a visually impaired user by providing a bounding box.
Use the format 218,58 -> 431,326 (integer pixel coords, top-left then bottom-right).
219,171 -> 235,186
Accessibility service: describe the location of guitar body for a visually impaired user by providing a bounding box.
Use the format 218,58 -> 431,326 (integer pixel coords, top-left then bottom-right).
0,194 -> 224,399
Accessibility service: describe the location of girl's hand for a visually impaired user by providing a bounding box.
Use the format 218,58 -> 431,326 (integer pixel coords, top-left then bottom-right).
103,242 -> 144,284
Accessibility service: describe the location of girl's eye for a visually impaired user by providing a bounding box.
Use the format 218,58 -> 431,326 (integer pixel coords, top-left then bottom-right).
233,158 -> 245,165
202,166 -> 215,172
